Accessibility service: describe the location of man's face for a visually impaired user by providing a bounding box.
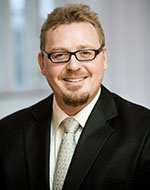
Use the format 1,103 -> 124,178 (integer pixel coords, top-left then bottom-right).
38,22 -> 107,115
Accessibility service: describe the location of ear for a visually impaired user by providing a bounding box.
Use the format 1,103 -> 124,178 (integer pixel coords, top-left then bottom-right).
103,46 -> 108,70
38,52 -> 46,75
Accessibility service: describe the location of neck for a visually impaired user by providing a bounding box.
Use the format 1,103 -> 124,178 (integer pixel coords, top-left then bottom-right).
56,100 -> 89,116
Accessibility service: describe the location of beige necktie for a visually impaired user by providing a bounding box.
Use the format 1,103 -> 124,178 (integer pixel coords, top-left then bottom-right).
53,117 -> 79,190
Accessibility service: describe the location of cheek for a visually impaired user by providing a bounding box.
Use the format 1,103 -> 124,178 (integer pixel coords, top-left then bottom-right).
88,61 -> 105,79
45,65 -> 62,84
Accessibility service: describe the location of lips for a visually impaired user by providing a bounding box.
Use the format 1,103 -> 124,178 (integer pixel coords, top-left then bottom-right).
63,77 -> 86,82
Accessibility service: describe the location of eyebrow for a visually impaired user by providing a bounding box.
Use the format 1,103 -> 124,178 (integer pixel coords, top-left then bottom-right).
48,45 -> 98,53
78,45 -> 97,49
49,48 -> 68,52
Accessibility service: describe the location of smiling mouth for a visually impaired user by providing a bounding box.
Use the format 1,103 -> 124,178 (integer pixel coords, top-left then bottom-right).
63,77 -> 87,82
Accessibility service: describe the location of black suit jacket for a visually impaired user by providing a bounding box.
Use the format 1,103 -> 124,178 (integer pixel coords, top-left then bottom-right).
0,85 -> 150,190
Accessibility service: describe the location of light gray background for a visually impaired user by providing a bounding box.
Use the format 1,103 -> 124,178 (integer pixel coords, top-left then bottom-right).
0,0 -> 149,119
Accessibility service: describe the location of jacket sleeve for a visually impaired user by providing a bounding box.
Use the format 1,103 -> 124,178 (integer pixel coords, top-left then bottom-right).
134,126 -> 150,190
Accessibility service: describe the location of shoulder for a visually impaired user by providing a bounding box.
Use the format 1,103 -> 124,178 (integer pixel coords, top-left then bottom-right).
111,92 -> 150,138
101,85 -> 150,128
0,94 -> 53,127
102,85 -> 149,114
0,95 -> 53,150
112,91 -> 150,118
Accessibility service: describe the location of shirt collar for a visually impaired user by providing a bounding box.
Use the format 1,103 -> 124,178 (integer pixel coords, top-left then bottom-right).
52,88 -> 101,132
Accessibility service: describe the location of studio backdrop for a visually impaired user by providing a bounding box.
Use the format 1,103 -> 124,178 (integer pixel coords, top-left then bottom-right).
0,0 -> 149,119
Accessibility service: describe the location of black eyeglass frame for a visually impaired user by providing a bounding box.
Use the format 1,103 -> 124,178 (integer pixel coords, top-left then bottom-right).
42,44 -> 104,64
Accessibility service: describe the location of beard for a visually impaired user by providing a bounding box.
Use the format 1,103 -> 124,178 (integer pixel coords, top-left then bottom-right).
59,70 -> 91,107
62,92 -> 89,107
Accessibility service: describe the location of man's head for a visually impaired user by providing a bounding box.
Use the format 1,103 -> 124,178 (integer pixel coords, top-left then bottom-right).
40,4 -> 105,51
38,4 -> 108,115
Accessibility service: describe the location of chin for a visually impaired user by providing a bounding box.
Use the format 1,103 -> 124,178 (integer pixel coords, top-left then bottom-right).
62,92 -> 90,107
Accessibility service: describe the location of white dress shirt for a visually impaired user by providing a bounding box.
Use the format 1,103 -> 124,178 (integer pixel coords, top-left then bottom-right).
50,88 -> 101,189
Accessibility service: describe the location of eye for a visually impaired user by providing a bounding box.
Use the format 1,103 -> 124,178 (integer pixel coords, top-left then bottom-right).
79,50 -> 94,58
51,52 -> 68,60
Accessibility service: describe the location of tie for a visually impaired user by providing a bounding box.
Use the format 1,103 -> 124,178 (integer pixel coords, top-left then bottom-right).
53,117 -> 79,190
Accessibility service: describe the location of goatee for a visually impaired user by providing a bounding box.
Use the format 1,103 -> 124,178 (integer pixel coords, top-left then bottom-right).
62,93 -> 89,107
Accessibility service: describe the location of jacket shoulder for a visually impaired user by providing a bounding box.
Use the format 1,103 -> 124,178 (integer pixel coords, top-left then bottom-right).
112,92 -> 150,116
0,95 -> 53,126
101,85 -> 150,127
110,91 -> 150,133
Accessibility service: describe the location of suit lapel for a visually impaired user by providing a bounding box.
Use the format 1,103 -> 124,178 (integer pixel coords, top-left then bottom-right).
63,85 -> 118,190
23,95 -> 53,189
22,86 -> 118,189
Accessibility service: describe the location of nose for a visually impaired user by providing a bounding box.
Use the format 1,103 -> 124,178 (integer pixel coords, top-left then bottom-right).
66,54 -> 81,71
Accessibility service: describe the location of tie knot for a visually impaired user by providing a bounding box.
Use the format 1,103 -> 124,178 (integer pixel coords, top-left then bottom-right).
62,117 -> 79,134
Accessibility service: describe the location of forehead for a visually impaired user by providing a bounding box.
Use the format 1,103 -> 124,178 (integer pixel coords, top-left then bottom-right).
45,22 -> 100,50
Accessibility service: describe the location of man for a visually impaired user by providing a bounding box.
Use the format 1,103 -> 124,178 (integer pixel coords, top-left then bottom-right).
0,4 -> 150,190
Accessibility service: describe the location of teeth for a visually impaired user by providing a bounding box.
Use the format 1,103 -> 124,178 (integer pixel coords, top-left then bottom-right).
65,78 -> 84,82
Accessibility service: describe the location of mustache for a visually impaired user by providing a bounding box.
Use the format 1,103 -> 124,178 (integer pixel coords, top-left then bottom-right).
59,70 -> 90,79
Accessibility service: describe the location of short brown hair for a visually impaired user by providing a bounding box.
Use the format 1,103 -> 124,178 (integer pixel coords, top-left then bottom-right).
40,4 -> 105,51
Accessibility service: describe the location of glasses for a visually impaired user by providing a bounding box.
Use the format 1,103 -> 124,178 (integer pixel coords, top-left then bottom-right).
42,44 -> 104,64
